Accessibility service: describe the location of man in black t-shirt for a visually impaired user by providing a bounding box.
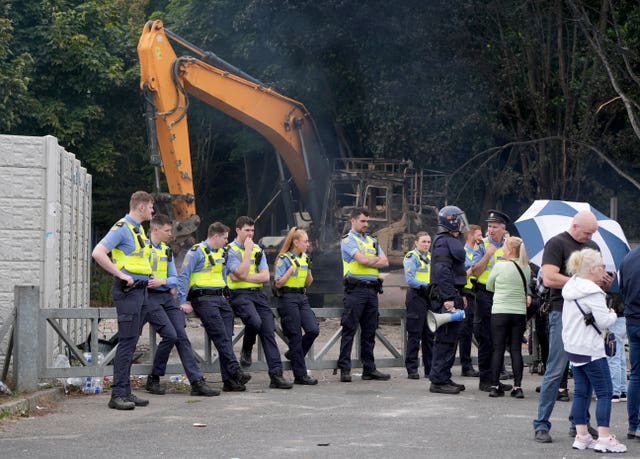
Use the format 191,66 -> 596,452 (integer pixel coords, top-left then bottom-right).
533,211 -> 614,443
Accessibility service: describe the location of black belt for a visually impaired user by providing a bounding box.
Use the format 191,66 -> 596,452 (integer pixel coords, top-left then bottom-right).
188,289 -> 224,300
279,287 -> 306,294
231,287 -> 262,293
345,279 -> 378,289
118,279 -> 148,292
148,288 -> 170,294
475,283 -> 492,293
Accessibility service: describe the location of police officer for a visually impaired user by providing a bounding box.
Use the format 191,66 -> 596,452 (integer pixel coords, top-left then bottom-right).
227,216 -> 293,389
459,224 -> 482,377
178,222 -> 251,392
92,191 -> 154,410
471,210 -> 513,393
429,206 -> 468,394
403,232 -> 433,379
274,227 -> 320,385
338,208 -> 390,382
143,214 -> 219,397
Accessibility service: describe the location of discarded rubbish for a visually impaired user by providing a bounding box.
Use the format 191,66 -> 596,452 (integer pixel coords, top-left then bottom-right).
192,423 -> 207,427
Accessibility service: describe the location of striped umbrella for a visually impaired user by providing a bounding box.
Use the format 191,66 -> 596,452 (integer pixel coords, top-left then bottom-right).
514,200 -> 630,292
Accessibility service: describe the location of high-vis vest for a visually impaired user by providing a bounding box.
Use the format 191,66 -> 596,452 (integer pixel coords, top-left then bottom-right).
189,244 -> 227,289
281,252 -> 309,288
150,242 -> 171,280
342,233 -> 379,277
476,238 -> 505,285
227,243 -> 264,290
110,219 -> 152,275
464,245 -> 477,290
404,249 -> 430,284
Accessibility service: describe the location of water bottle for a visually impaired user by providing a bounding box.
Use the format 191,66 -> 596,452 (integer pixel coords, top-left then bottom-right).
169,375 -> 184,383
81,352 -> 104,394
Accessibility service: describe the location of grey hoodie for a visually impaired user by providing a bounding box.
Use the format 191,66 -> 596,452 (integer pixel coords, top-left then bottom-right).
561,275 -> 616,365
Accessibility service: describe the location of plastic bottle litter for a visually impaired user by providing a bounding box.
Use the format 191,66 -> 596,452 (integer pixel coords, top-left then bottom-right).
82,352 -> 105,394
53,353 -> 83,387
0,381 -> 11,395
169,375 -> 187,384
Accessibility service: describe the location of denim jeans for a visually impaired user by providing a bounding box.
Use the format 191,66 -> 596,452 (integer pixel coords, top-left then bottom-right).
533,310 -> 590,432
571,357 -> 612,427
627,324 -> 640,433
607,317 -> 627,397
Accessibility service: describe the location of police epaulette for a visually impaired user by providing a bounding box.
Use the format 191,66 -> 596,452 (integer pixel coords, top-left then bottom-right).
342,233 -> 350,239
190,245 -> 199,251
115,221 -> 124,227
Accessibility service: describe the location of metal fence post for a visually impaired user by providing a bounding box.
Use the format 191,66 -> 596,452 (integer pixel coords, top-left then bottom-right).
14,285 -> 39,392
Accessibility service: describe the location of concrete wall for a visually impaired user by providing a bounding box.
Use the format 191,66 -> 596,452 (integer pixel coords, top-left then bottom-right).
0,135 -> 91,362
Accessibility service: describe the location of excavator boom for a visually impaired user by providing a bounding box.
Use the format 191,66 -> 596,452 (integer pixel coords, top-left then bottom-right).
138,20 -> 327,235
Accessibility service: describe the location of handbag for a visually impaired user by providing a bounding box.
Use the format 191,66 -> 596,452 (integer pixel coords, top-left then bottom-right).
575,299 -> 617,357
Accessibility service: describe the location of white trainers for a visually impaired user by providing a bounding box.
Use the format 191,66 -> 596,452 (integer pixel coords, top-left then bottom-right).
572,433 -> 597,450
594,435 -> 627,453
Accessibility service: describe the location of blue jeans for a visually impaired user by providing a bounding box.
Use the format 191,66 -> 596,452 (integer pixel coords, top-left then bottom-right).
533,311 -> 591,432
607,317 -> 627,396
627,324 -> 640,433
571,357 -> 612,427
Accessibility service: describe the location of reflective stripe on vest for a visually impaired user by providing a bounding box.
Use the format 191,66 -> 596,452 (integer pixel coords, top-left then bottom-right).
342,233 -> 379,277
464,245 -> 476,290
189,244 -> 227,289
404,249 -> 430,284
227,244 -> 263,290
282,252 -> 309,288
150,242 -> 170,280
476,239 -> 505,284
110,219 -> 152,275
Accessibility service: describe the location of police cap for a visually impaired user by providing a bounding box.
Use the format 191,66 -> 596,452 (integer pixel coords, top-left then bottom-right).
486,209 -> 510,225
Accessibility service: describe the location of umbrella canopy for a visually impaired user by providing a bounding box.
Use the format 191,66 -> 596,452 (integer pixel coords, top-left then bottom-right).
514,200 -> 630,292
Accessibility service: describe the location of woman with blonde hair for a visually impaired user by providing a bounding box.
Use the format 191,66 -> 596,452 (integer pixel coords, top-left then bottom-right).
273,227 -> 319,385
486,236 -> 531,398
562,248 -> 624,452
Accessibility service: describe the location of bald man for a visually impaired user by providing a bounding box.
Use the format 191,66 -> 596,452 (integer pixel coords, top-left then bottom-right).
533,211 -> 614,443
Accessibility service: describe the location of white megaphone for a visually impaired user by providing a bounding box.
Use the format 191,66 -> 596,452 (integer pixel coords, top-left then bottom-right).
427,309 -> 465,332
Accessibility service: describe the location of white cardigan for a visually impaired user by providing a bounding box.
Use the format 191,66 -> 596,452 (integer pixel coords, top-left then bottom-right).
561,275 -> 616,366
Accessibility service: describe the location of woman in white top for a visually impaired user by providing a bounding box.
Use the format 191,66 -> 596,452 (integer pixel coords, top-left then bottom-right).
562,248 -> 624,453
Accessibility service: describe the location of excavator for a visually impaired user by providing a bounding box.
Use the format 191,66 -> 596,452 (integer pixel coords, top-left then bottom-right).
137,20 -> 440,300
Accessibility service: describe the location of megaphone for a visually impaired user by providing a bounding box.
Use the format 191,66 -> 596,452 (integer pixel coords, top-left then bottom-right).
427,309 -> 465,332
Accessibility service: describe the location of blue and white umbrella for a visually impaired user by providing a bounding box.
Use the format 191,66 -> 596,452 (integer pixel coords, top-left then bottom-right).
514,200 -> 630,292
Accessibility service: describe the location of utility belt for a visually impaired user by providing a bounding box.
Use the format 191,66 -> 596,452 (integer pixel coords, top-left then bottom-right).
280,287 -> 306,294
474,282 -> 493,294
188,287 -> 231,301
118,279 -> 148,293
344,277 -> 383,294
148,288 -> 170,294
230,287 -> 262,293
412,284 -> 441,302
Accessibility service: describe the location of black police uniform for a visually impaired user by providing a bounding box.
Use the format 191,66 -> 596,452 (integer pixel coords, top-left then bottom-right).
429,232 -> 467,389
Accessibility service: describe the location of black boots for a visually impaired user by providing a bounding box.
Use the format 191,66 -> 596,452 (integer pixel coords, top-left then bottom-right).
269,370 -> 293,389
240,349 -> 252,368
294,375 -> 318,385
223,368 -> 251,392
108,395 -> 135,410
190,378 -> 221,397
145,375 -> 165,395
362,369 -> 391,381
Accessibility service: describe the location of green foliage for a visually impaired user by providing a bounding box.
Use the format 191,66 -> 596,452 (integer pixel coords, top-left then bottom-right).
0,0 -> 639,242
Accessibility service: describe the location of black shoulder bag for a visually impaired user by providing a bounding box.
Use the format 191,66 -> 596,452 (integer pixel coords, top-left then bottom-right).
511,261 -> 528,296
574,299 -> 616,357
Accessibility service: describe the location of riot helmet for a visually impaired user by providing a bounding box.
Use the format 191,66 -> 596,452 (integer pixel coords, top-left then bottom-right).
438,206 -> 469,233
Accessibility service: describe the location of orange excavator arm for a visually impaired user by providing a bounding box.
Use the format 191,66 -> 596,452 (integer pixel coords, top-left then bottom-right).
137,20 -> 327,239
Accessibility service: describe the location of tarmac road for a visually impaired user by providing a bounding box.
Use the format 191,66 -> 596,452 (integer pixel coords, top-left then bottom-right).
0,368 -> 634,459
